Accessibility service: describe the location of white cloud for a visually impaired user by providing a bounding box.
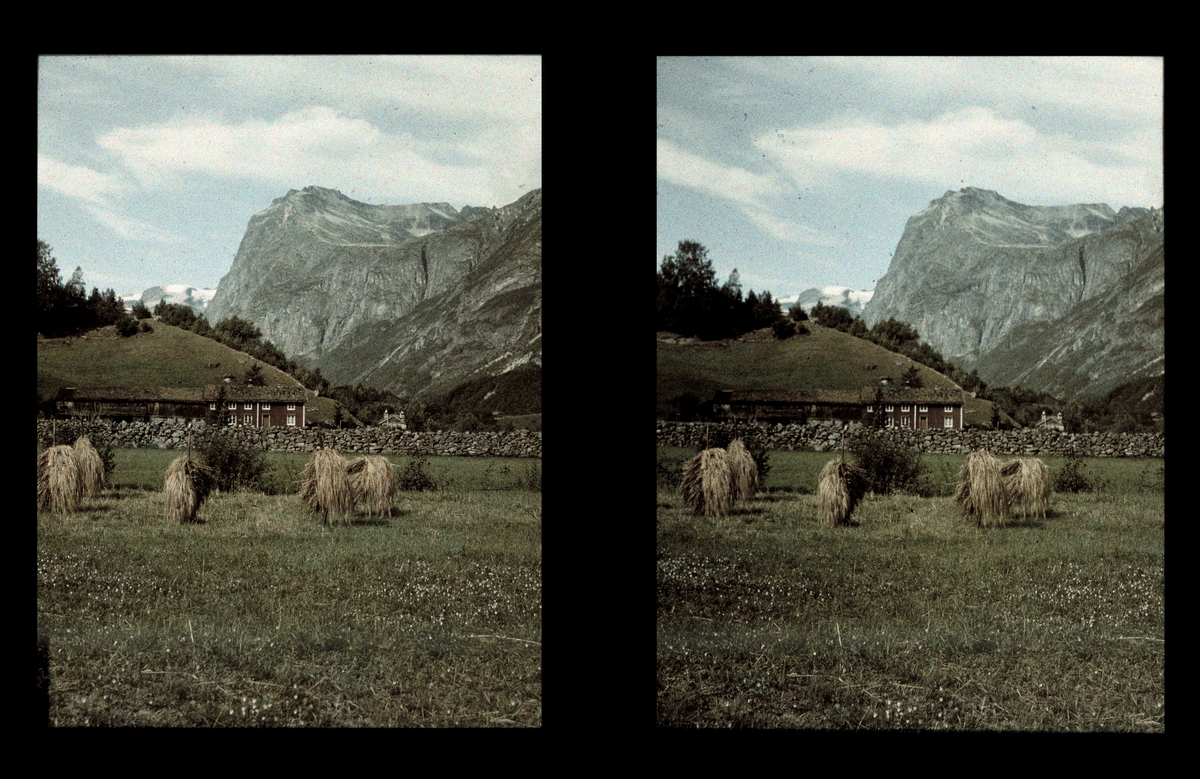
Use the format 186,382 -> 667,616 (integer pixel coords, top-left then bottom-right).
744,209 -> 845,248
657,138 -> 780,209
96,105 -> 520,204
758,106 -> 1160,207
810,56 -> 1162,125
170,55 -> 541,125
86,207 -> 189,243
37,153 -> 128,206
658,139 -> 846,248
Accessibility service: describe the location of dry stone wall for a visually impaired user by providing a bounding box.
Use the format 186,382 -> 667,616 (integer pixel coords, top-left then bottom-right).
657,420 -> 1163,458
37,420 -> 541,458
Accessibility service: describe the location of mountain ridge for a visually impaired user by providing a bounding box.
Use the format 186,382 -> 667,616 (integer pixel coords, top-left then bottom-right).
861,188 -> 1162,399
205,185 -> 541,400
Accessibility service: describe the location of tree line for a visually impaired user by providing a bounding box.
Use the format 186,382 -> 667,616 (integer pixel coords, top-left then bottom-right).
37,240 -> 148,338
657,240 -> 801,340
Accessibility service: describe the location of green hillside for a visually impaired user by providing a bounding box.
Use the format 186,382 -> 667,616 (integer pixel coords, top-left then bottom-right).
37,320 -> 350,426
657,324 -> 1011,428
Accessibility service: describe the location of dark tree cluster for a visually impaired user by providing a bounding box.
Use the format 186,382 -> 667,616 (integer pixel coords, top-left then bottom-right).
657,241 -> 791,340
37,240 -> 141,338
1061,375 -> 1163,434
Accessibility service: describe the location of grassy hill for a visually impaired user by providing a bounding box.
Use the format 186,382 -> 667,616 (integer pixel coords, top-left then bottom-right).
656,323 -> 1013,428
37,320 -> 352,426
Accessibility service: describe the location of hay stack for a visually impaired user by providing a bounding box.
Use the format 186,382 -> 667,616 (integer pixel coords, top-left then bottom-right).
164,456 -> 216,524
817,458 -> 870,526
300,448 -> 353,524
37,445 -> 81,515
726,439 -> 759,502
73,436 -> 105,498
347,455 -> 397,517
1000,457 -> 1050,520
680,448 -> 734,517
956,449 -> 1008,527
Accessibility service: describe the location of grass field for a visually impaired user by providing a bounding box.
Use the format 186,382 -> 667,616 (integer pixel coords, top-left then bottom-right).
37,448 -> 541,727
656,324 -> 1013,427
37,321 -> 352,426
657,448 -> 1164,730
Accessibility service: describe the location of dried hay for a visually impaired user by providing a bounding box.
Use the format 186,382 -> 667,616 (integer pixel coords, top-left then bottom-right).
300,448 -> 352,524
37,445 -> 81,516
73,436 -> 105,498
1001,457 -> 1050,520
347,455 -> 397,517
726,439 -> 759,502
164,456 -> 215,524
956,449 -> 1008,527
680,448 -> 734,517
817,458 -> 870,526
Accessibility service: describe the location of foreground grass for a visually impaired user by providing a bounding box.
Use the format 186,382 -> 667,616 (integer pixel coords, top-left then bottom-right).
657,449 -> 1164,730
38,463 -> 541,727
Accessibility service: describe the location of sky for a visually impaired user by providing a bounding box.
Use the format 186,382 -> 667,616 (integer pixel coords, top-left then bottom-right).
657,56 -> 1163,303
38,55 -> 542,298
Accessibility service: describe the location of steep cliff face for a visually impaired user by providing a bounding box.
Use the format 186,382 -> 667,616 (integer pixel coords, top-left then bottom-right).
206,186 -> 541,399
317,189 -> 542,398
861,188 -> 1162,398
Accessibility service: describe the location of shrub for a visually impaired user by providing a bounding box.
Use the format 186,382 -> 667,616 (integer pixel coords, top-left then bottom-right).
397,456 -> 439,491
1054,453 -> 1100,493
194,428 -> 266,492
450,412 -> 484,432
846,433 -> 923,495
772,319 -> 797,339
115,316 -> 139,337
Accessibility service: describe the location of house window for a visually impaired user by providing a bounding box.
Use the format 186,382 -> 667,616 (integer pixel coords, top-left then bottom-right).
886,418 -> 895,428
244,402 -> 253,410
919,405 -> 928,412
288,403 -> 296,411
945,406 -> 953,413
885,404 -> 894,412
944,417 -> 954,428
209,403 -> 217,410
228,402 -> 236,410
244,415 -> 253,424
866,405 -> 874,413
901,405 -> 910,412
227,416 -> 235,426
262,403 -> 270,410
902,417 -> 911,428
287,414 -> 296,426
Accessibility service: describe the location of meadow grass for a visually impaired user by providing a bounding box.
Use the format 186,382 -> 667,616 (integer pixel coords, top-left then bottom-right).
656,324 -> 1010,427
38,449 -> 541,727
657,447 -> 1163,730
103,448 -> 539,493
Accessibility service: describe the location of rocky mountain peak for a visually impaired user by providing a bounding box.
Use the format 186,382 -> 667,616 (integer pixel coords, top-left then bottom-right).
862,189 -> 1163,399
205,186 -> 541,400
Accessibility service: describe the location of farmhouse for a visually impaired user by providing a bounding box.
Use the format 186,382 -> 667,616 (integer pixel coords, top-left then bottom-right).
55,386 -> 308,428
713,386 -> 965,429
